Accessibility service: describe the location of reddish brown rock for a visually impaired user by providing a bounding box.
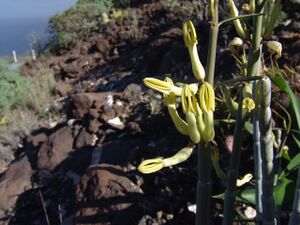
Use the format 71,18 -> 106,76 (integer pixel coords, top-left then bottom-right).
0,156 -> 32,215
37,126 -> 74,171
72,92 -> 118,118
75,128 -> 95,149
56,81 -> 73,96
76,164 -> 143,225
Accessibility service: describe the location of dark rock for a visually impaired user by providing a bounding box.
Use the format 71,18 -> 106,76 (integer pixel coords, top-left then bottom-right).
122,83 -> 143,102
75,128 -> 95,149
72,92 -> 118,118
37,126 -> 74,171
76,164 -> 143,225
88,119 -> 100,134
0,156 -> 32,215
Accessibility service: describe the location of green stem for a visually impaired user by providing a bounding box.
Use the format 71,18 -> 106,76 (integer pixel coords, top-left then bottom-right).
222,89 -> 247,225
258,77 -> 275,225
288,168 -> 300,225
205,2 -> 219,85
247,2 -> 264,77
253,81 -> 263,222
196,143 -> 212,225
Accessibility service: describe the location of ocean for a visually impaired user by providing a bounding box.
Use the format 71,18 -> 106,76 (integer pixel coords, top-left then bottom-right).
0,0 -> 76,56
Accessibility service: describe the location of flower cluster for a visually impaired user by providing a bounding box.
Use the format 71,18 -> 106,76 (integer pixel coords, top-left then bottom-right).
138,21 -> 215,174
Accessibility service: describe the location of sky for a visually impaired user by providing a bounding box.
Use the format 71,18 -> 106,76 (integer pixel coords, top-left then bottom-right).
0,0 -> 76,19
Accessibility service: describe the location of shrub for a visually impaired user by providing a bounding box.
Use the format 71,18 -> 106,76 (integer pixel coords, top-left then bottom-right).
48,0 -> 114,49
0,60 -> 30,112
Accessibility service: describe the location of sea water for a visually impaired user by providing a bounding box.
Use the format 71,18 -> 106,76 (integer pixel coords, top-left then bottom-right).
0,0 -> 76,56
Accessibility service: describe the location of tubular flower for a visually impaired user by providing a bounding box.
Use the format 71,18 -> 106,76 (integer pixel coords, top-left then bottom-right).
202,110 -> 215,142
228,0 -> 248,39
199,82 -> 215,113
183,21 -> 206,81
138,146 -> 194,174
181,84 -> 198,114
242,97 -> 255,112
143,77 -> 182,95
236,173 -> 253,186
266,41 -> 282,59
163,79 -> 189,136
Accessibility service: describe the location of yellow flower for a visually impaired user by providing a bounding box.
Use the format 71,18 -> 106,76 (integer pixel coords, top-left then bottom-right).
267,41 -> 282,59
183,21 -> 205,81
143,77 -> 182,95
138,158 -> 164,174
183,20 -> 197,46
138,146 -> 194,174
199,82 -> 215,113
242,97 -> 255,112
181,84 -> 198,114
236,173 -> 253,186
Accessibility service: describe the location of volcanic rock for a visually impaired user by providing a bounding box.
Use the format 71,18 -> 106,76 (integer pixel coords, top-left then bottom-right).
75,164 -> 143,225
37,126 -> 74,171
0,156 -> 32,216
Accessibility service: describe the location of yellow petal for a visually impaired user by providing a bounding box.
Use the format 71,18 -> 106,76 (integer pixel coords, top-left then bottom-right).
199,82 -> 215,113
242,97 -> 255,112
183,20 -> 197,47
138,158 -> 164,174
144,77 -> 182,95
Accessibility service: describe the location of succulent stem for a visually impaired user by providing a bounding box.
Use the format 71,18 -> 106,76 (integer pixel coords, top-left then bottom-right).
222,89 -> 247,225
258,77 -> 275,225
288,168 -> 300,225
196,143 -> 212,225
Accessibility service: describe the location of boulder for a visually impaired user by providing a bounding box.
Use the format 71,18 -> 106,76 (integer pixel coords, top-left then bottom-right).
76,164 -> 143,225
37,126 -> 74,171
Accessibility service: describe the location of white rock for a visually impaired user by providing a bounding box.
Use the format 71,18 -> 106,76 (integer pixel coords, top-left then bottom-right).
67,119 -> 76,127
187,203 -> 197,214
49,121 -> 58,128
104,95 -> 114,107
107,117 -> 124,129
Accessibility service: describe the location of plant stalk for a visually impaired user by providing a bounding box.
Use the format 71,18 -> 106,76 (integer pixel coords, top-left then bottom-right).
206,0 -> 219,85
288,168 -> 300,225
253,81 -> 263,222
196,143 -> 212,225
258,77 -> 275,225
247,2 -> 265,223
222,89 -> 247,225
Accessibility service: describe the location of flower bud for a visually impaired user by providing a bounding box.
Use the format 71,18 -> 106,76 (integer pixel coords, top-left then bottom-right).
228,0 -> 248,39
228,37 -> 243,54
266,41 -> 282,59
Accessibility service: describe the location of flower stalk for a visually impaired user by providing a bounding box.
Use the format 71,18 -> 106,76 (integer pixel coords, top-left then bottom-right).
222,88 -> 247,225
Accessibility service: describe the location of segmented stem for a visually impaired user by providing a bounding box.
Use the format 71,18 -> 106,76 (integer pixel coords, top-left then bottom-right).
222,90 -> 247,225
253,81 -> 263,221
288,168 -> 300,225
258,77 -> 275,225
